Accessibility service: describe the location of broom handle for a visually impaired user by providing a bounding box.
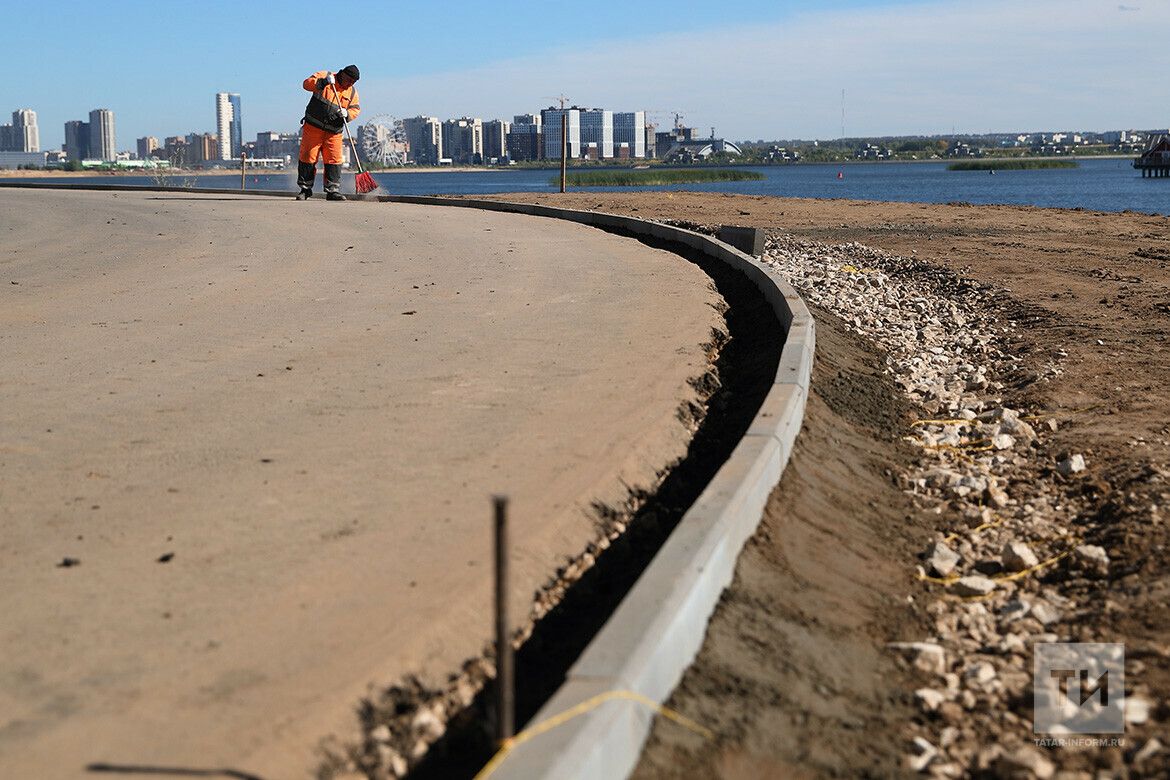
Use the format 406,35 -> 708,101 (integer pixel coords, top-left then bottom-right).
330,80 -> 366,176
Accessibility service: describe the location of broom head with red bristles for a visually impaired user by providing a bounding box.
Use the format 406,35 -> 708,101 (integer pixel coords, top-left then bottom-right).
355,171 -> 378,194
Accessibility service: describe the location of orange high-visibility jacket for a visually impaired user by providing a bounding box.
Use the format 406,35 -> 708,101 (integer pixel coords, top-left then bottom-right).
301,71 -> 361,133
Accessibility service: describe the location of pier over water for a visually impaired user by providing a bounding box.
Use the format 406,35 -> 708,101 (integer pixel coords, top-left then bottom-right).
1135,135 -> 1170,178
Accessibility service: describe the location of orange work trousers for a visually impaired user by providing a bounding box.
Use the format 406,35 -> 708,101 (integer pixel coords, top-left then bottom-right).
299,124 -> 344,165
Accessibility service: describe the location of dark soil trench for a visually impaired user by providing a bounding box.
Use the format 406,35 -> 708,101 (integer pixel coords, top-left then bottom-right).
404,231 -> 784,779
633,305 -> 936,780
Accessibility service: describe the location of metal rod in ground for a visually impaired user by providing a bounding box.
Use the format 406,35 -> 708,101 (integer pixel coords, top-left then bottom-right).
493,494 -> 514,742
240,152 -> 246,190
560,113 -> 568,194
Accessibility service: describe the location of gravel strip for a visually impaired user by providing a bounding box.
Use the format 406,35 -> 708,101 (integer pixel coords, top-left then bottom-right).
758,232 -> 1161,777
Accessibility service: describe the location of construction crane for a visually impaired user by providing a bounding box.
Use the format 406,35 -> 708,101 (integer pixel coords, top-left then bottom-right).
643,110 -> 693,130
540,94 -> 571,109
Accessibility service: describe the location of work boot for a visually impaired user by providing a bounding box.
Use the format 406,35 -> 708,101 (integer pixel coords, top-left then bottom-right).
324,163 -> 343,199
296,160 -> 316,195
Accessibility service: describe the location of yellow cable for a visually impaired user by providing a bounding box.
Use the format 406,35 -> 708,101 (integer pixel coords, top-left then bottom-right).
473,689 -> 713,780
917,542 -> 1079,595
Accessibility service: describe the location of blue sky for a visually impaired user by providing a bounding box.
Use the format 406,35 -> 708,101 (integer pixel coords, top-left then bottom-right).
4,0 -> 1166,151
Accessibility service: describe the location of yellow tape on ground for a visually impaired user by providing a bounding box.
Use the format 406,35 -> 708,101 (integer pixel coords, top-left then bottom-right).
917,542 -> 1078,597
912,403 -> 1104,429
472,689 -> 713,780
920,439 -> 996,454
942,513 -> 1009,544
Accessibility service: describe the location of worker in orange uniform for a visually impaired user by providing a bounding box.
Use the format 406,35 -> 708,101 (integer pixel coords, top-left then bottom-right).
296,65 -> 361,201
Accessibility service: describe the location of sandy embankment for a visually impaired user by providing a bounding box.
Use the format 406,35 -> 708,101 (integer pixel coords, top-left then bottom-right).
481,192 -> 1169,778
0,190 -> 722,778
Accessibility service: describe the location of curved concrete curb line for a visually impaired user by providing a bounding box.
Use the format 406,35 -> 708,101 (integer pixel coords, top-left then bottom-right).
379,195 -> 814,780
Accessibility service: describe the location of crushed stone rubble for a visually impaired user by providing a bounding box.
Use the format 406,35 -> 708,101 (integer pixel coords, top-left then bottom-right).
760,233 -> 1162,777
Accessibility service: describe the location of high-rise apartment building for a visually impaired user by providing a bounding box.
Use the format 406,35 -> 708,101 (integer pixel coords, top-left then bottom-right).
137,136 -> 159,160
64,120 -> 89,160
215,93 -> 242,159
482,119 -> 510,161
540,107 -> 580,159
507,115 -> 542,162
229,94 -> 242,158
613,111 -> 646,159
579,108 -> 614,159
13,109 -> 39,152
441,117 -> 483,164
88,109 -> 116,161
402,116 -> 442,164
254,131 -> 301,161
185,131 -> 218,163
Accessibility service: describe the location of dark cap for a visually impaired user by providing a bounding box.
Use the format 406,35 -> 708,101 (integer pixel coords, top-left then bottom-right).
339,64 -> 360,82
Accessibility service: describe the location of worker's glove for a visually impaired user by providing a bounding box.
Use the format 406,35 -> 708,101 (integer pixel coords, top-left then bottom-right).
331,106 -> 347,122
325,73 -> 336,85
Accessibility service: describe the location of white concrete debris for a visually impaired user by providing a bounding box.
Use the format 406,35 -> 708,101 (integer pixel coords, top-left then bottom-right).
915,687 -> 947,711
1075,544 -> 1110,577
1002,541 -> 1040,572
926,540 -> 961,576
759,232 -> 1122,777
994,746 -> 1056,779
888,641 -> 948,676
1134,737 -> 1163,765
1057,453 -> 1086,476
907,736 -> 939,772
1125,695 -> 1152,725
954,575 -> 997,597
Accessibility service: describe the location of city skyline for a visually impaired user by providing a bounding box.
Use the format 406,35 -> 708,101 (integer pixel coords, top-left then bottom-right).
4,0 -> 1167,152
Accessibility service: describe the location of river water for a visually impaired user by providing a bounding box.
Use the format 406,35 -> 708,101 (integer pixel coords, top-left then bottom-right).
4,158 -> 1166,215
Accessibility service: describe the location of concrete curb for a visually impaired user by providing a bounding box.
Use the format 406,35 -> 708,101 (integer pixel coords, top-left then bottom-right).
378,195 -> 814,780
2,183 -> 812,780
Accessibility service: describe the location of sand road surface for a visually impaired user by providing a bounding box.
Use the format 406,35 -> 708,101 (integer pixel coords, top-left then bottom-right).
0,190 -> 721,778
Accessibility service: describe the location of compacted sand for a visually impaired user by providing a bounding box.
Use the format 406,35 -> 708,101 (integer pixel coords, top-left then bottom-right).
0,190 -> 721,777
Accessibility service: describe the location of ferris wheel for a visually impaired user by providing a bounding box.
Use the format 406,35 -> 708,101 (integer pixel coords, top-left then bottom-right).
359,114 -> 408,167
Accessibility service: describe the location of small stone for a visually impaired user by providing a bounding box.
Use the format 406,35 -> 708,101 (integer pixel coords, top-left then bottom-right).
370,724 -> 392,743
907,736 -> 938,772
1002,541 -> 1040,572
938,701 -> 964,724
994,745 -> 1055,779
412,707 -> 446,742
454,679 -> 476,707
915,688 -> 946,711
1057,454 -> 1086,476
954,575 -> 996,597
999,599 -> 1031,623
1030,601 -> 1061,625
926,541 -> 961,577
1075,544 -> 1110,577
964,661 -> 996,686
889,642 -> 947,675
992,433 -> 1016,450
377,746 -> 408,778
985,485 -> 1010,508
1045,418 -> 1058,432
1126,695 -> 1152,725
1134,737 -> 1163,765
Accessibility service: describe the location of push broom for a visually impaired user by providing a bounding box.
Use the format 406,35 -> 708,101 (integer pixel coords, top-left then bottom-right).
331,82 -> 378,195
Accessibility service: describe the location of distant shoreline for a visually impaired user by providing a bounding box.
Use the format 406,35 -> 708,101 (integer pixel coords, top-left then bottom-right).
1,154 -> 1138,178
